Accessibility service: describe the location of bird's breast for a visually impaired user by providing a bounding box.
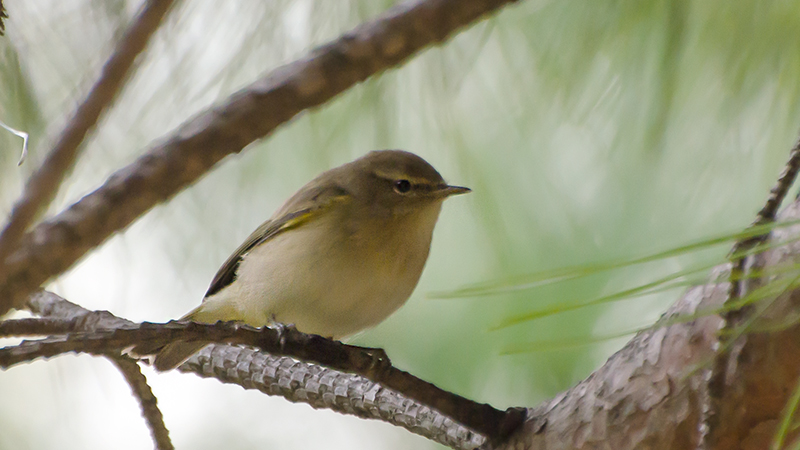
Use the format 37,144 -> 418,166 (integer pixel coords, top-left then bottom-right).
223,203 -> 442,338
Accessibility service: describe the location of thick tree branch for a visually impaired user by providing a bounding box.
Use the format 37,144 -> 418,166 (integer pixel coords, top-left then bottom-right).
0,0 -> 175,270
0,0 -> 518,315
495,200 -> 800,449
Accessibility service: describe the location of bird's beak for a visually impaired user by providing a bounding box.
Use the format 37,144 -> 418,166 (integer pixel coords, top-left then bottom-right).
435,184 -> 471,198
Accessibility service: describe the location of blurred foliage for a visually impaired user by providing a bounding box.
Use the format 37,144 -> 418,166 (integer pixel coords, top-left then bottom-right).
1,0 -> 800,449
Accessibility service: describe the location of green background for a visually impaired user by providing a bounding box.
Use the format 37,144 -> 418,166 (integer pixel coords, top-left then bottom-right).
1,0 -> 799,448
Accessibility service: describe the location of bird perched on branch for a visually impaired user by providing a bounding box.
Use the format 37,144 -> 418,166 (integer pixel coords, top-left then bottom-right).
145,150 -> 470,371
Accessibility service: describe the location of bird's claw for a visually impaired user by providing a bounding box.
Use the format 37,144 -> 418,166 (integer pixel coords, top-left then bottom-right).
270,317 -> 297,352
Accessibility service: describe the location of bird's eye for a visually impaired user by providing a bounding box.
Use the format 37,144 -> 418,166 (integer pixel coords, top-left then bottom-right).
393,179 -> 412,194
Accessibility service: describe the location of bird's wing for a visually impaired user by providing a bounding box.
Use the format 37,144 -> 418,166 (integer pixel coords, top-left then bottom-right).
203,184 -> 350,298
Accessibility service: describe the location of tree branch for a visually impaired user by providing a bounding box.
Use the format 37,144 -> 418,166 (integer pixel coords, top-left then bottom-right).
182,345 -> 486,450
0,317 -> 75,336
14,291 -> 517,449
1,319 -> 524,441
706,137 -> 800,449
495,199 -> 800,449
110,356 -> 174,450
0,0 -> 175,270
0,0 -> 518,315
0,0 -> 7,36
8,294 -> 174,449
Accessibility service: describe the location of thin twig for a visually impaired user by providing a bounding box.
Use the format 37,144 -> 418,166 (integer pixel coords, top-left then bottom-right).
754,136 -> 800,224
727,135 -> 800,307
0,120 -> 28,164
0,0 -> 176,278
110,356 -> 174,450
28,290 -> 134,326
21,293 -> 173,449
0,0 -> 7,36
705,135 -> 800,447
0,0 -> 518,315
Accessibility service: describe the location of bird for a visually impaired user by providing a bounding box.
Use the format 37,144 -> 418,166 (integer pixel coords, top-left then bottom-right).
149,150 -> 470,370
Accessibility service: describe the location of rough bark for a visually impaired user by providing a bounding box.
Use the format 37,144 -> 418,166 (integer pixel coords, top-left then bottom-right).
496,201 -> 800,449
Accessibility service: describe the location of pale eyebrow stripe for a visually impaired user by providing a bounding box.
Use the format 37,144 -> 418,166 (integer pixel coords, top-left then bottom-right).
371,170 -> 434,185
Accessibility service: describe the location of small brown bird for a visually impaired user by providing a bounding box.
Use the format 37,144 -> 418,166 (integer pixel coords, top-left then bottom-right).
151,150 -> 470,370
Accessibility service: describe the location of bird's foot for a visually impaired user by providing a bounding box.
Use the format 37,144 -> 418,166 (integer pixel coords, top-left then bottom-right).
270,317 -> 297,351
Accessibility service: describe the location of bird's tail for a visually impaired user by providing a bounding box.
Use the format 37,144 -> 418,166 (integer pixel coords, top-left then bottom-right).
151,341 -> 210,371
130,304 -> 212,371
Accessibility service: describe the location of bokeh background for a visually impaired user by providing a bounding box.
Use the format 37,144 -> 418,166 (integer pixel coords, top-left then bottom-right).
2,0 -> 800,449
